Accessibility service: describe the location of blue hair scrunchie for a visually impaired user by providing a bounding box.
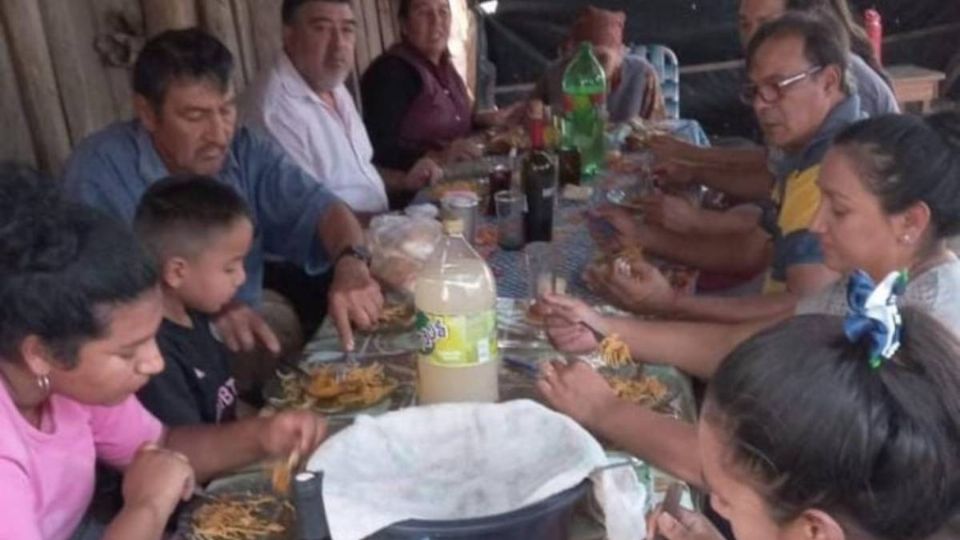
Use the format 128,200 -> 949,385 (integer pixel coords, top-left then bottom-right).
844,270 -> 908,369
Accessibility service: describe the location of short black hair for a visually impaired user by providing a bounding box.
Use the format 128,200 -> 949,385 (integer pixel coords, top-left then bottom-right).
746,11 -> 850,94
133,28 -> 234,111
282,0 -> 352,25
706,311 -> 960,539
134,176 -> 252,265
833,112 -> 960,240
0,163 -> 158,367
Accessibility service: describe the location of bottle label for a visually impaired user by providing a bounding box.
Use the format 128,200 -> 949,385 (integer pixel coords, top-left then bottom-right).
416,309 -> 498,367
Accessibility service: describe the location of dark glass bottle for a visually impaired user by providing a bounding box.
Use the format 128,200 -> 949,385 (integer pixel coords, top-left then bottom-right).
522,101 -> 558,243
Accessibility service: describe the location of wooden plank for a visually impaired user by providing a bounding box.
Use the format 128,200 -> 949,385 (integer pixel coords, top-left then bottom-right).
246,0 -> 283,72
198,0 -> 245,89
141,0 -> 197,36
360,0 -> 382,73
38,0 -> 119,144
0,11 -> 36,165
231,0 -> 258,80
350,0 -> 371,75
376,0 -> 396,51
0,0 -> 72,174
88,0 -> 143,120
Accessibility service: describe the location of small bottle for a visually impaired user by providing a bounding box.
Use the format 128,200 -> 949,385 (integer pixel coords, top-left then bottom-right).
522,100 -> 558,243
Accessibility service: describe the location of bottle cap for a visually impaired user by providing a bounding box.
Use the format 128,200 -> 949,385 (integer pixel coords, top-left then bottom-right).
443,219 -> 465,235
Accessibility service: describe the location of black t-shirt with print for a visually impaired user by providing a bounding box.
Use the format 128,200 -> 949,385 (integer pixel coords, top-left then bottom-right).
137,311 -> 238,426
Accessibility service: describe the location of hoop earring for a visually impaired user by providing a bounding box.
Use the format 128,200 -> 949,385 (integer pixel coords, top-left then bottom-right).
36,374 -> 51,395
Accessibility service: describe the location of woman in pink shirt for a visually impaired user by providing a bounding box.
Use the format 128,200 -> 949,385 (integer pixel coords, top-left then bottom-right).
0,164 -> 327,540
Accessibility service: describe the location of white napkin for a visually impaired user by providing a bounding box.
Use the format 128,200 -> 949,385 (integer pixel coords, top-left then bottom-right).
306,400 -> 645,540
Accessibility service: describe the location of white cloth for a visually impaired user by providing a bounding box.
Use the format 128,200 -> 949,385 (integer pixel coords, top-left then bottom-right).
797,258 -> 960,337
306,400 -> 646,540
243,52 -> 389,213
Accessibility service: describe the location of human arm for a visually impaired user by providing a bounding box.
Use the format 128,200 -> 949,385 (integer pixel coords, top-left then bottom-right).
537,361 -> 704,486
653,153 -> 774,201
162,410 -> 326,484
103,446 -> 195,540
589,206 -> 771,274
585,260 -> 799,323
316,202 -> 384,351
541,293 -> 776,379
646,507 -> 726,540
378,157 -> 443,194
641,194 -> 762,236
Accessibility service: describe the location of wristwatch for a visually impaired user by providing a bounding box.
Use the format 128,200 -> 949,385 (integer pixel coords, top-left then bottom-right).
336,245 -> 372,267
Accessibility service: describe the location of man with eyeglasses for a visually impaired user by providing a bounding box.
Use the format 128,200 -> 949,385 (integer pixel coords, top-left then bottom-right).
588,12 -> 860,323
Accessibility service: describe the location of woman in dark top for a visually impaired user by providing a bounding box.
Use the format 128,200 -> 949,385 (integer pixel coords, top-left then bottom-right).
361,0 -> 512,176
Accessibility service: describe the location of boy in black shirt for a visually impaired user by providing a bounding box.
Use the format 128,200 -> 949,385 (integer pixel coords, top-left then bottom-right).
134,176 -> 253,426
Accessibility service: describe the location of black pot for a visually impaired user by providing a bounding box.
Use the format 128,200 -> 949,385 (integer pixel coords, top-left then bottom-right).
294,472 -> 591,540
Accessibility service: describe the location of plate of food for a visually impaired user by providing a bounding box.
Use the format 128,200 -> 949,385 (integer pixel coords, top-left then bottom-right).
179,473 -> 294,540
266,362 -> 403,416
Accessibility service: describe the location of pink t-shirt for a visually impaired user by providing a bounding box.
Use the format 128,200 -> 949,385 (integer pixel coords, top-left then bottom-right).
0,385 -> 163,540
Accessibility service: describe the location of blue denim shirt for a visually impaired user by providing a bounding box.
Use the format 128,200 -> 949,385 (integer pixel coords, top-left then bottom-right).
63,121 -> 340,305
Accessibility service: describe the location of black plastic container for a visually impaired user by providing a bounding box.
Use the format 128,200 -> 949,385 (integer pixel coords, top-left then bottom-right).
293,473 -> 591,540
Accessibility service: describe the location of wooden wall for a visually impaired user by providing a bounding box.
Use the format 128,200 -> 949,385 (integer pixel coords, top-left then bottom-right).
0,0 -> 475,175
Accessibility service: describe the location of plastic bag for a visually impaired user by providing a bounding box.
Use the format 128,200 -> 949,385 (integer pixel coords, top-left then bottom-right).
368,214 -> 442,294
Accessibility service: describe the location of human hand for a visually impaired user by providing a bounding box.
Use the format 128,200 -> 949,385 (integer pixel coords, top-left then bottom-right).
589,206 -> 641,252
442,138 -> 485,164
405,157 -> 444,190
213,301 -> 281,354
641,193 -> 702,235
646,507 -> 726,540
122,444 -> 195,520
652,159 -> 696,187
329,256 -> 383,351
585,258 -> 676,315
537,360 -> 619,429
539,293 -> 605,354
258,410 -> 328,458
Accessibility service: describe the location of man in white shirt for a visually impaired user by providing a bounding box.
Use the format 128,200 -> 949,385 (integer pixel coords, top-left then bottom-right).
244,0 -> 441,214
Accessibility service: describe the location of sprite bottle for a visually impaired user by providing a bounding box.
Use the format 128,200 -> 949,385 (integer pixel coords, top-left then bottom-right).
561,42 -> 607,179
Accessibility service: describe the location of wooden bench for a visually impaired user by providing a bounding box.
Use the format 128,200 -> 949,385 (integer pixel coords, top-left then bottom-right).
888,64 -> 946,113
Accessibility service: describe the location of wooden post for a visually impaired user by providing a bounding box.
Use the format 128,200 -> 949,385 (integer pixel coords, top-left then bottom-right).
0,11 -> 36,165
38,0 -> 119,144
88,0 -> 145,120
360,0 -> 382,69
246,0 -> 283,73
377,0 -> 396,50
198,0 -> 245,89
141,0 -> 197,36
231,0 -> 258,81
350,0 -> 371,75
0,0 -> 72,174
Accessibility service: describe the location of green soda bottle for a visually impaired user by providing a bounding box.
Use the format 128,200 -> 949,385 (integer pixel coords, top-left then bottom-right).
561,42 -> 607,179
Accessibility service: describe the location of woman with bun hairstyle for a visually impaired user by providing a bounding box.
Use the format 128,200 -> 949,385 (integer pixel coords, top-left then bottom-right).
0,163 -> 326,540
648,308 -> 960,540
538,112 -> 960,485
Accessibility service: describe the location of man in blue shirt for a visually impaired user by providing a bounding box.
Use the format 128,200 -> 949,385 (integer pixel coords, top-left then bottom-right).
64,28 -> 382,355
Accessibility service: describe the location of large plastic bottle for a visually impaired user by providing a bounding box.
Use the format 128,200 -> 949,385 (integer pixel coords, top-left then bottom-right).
561,42 -> 608,179
415,219 -> 499,404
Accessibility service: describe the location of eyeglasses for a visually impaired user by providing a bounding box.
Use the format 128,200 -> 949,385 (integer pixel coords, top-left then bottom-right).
739,65 -> 824,105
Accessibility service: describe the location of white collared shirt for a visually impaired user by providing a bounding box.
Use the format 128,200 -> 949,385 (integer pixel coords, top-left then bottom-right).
243,52 -> 389,213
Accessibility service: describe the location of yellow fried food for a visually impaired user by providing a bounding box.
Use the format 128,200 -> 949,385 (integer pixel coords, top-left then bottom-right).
274,363 -> 397,413
608,375 -> 668,406
191,494 -> 290,540
599,334 -> 632,367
